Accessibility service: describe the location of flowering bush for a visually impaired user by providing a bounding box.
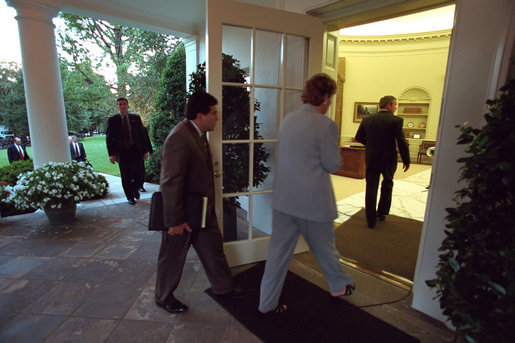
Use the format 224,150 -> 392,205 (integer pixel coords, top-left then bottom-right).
7,161 -> 109,210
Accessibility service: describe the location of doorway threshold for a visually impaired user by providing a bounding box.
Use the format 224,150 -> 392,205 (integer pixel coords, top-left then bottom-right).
339,256 -> 413,291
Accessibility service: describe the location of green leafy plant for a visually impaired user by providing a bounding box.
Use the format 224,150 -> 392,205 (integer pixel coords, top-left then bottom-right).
7,161 -> 109,210
188,54 -> 270,198
189,54 -> 270,241
0,159 -> 34,185
426,80 -> 515,343
146,42 -> 187,183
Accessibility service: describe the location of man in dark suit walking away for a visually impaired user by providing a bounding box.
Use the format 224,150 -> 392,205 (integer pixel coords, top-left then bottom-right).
7,137 -> 30,164
106,97 -> 148,205
155,92 -> 244,314
355,95 -> 410,229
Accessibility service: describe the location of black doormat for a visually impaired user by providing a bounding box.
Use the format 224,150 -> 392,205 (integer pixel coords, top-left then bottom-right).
206,262 -> 419,343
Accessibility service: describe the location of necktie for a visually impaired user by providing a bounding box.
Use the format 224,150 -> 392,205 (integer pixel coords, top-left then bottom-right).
202,134 -> 212,168
123,115 -> 131,150
18,146 -> 24,160
75,143 -> 79,157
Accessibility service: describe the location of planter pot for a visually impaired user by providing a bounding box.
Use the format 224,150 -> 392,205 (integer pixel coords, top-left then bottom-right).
43,199 -> 77,225
0,204 -> 37,217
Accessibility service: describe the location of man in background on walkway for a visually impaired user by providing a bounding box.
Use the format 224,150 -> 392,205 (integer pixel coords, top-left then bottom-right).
7,137 -> 30,164
355,95 -> 410,229
69,135 -> 87,162
106,97 -> 148,205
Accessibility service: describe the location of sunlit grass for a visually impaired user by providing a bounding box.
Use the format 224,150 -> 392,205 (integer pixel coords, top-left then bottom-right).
0,135 -> 120,176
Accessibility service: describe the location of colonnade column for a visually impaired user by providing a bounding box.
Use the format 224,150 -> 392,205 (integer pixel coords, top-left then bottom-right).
7,0 -> 70,167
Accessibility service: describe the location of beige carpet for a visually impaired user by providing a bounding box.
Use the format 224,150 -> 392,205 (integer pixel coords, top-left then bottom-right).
334,208 -> 422,280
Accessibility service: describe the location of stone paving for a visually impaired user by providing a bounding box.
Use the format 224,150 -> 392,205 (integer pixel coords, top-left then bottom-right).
0,176 -> 454,342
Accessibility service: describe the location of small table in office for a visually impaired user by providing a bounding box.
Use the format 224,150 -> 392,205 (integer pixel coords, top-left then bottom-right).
333,146 -> 366,179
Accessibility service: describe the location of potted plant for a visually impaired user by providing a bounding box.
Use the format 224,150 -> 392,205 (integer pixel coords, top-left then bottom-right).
426,80 -> 515,343
6,161 -> 109,224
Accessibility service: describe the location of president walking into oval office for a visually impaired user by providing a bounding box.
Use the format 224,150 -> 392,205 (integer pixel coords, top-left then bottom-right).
355,95 -> 410,229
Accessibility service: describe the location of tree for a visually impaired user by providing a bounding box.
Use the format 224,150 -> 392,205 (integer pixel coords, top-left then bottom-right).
189,54 -> 270,197
145,43 -> 187,183
189,54 -> 270,241
0,63 -> 29,137
57,13 -> 180,122
60,61 -> 113,134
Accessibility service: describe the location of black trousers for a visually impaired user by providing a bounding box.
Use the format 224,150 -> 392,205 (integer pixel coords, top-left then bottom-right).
118,146 -> 141,200
154,210 -> 233,305
365,161 -> 397,225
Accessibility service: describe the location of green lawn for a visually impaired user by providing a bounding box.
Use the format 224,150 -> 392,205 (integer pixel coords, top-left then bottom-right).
0,135 -> 120,176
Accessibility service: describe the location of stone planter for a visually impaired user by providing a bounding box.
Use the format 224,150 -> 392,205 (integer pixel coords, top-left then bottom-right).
43,199 -> 77,225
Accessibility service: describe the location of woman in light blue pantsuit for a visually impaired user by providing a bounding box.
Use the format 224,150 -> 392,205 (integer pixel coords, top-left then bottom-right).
258,73 -> 355,314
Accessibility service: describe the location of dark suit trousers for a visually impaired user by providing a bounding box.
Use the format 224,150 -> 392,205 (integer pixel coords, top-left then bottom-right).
135,158 -> 145,188
155,209 -> 233,305
118,146 -> 140,200
365,161 -> 397,225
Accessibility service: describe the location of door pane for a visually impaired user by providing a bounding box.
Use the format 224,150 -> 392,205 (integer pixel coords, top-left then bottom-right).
254,142 -> 275,191
223,196 -> 246,242
251,193 -> 273,236
284,89 -> 303,116
223,195 -> 271,242
222,85 -> 250,140
222,25 -> 251,83
285,35 -> 307,88
254,87 -> 279,139
223,143 -> 249,193
255,30 -> 281,86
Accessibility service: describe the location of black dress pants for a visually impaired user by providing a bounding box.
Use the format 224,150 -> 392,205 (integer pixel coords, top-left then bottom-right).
365,161 -> 397,226
118,146 -> 140,200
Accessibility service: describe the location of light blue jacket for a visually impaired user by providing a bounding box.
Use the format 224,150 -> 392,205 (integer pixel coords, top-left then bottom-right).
272,104 -> 342,222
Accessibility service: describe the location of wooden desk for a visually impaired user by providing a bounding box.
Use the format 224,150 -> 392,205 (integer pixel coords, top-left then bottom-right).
333,146 -> 366,179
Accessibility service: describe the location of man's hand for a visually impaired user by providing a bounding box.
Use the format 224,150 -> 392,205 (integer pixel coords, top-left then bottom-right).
109,156 -> 116,164
167,222 -> 192,236
143,153 -> 149,160
403,163 -> 410,172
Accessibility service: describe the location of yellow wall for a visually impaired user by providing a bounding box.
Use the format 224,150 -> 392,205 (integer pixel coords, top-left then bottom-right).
338,30 -> 451,144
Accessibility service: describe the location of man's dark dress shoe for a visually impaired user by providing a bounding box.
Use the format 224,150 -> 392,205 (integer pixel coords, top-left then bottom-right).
128,198 -> 136,205
155,299 -> 188,313
378,214 -> 386,221
133,190 -> 140,200
139,187 -> 146,192
367,221 -> 376,229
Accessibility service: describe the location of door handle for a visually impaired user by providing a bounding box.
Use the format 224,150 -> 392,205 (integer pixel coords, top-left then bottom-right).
214,170 -> 221,178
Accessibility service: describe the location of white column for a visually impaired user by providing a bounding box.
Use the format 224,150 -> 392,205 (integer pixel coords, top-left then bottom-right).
7,0 -> 70,167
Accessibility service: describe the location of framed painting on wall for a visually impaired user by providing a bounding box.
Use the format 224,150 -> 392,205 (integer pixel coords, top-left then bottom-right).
353,102 -> 378,122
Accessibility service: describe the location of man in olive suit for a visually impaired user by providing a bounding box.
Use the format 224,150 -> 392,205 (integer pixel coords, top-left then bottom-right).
155,92 -> 244,314
355,95 -> 410,229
